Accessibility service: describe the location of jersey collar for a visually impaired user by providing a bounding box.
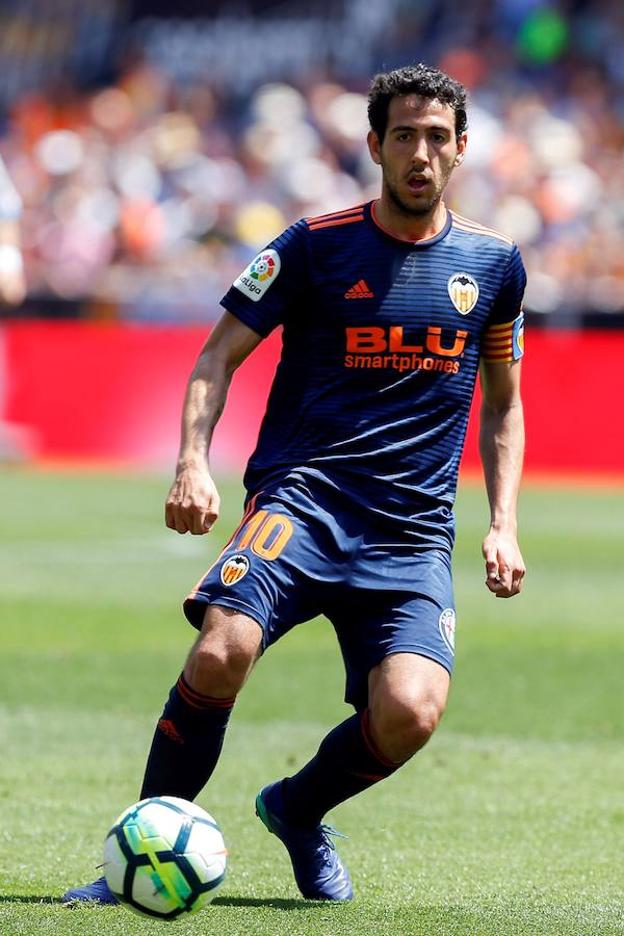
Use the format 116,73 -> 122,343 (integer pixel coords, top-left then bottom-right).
369,199 -> 452,247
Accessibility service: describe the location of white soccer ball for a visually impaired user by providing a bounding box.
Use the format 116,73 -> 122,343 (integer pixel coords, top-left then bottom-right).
103,796 -> 227,919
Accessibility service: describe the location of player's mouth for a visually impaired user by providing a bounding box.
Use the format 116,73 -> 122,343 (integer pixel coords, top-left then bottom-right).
406,175 -> 429,195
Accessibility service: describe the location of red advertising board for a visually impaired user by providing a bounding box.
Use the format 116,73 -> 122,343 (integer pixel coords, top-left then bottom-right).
2,321 -> 623,477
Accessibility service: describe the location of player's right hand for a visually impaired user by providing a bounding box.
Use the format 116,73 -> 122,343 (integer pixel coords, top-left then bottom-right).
165,466 -> 220,535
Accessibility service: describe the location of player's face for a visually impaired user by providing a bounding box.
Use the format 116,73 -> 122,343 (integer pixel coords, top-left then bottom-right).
368,95 -> 467,217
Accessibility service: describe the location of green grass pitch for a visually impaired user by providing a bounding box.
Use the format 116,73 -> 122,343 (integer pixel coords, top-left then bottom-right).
0,468 -> 622,935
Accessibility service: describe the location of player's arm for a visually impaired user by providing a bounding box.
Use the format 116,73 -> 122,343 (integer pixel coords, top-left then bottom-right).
165,311 -> 262,535
478,358 -> 525,598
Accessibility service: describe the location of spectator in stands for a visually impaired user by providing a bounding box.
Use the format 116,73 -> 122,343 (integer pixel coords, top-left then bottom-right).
0,154 -> 25,305
0,1 -> 622,322
0,153 -> 29,461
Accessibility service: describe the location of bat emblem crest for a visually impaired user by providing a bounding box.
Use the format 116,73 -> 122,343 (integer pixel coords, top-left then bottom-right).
447,272 -> 479,315
220,554 -> 250,586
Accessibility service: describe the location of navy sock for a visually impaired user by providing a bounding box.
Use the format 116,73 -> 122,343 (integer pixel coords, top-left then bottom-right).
282,709 -> 403,827
140,674 -> 235,801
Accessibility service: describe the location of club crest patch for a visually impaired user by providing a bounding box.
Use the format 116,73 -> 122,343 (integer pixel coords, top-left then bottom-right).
439,608 -> 456,653
220,554 -> 250,586
233,249 -> 281,302
448,272 -> 479,315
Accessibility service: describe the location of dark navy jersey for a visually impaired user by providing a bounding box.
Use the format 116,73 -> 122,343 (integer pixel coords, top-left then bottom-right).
220,200 -> 526,552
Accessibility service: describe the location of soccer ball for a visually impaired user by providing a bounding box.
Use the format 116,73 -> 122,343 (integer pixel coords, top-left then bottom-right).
103,796 -> 227,919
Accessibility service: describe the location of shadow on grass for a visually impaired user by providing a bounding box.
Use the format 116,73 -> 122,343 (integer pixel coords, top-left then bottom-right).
212,895 -> 324,910
0,895 -> 62,904
0,894 -> 336,911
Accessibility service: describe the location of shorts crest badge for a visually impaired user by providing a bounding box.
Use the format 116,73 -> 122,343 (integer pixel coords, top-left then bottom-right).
220,554 -> 250,586
439,608 -> 456,653
448,272 -> 479,315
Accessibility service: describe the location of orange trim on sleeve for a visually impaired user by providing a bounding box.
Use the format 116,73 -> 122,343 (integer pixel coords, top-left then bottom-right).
451,211 -> 514,246
307,213 -> 364,231
306,202 -> 367,224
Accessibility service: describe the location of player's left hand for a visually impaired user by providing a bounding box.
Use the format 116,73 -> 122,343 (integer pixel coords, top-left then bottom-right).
482,528 -> 525,598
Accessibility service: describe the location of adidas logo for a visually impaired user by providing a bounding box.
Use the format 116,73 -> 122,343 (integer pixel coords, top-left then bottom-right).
345,279 -> 374,299
158,718 -> 185,744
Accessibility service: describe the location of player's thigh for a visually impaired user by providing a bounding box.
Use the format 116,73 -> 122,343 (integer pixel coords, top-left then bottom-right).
328,561 -> 457,711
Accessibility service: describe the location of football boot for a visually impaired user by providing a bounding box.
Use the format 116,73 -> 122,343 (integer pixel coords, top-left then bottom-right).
255,780 -> 353,901
61,875 -> 119,905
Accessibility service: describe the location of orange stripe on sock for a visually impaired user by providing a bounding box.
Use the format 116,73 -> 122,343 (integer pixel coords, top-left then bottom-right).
177,676 -> 236,710
360,709 -> 402,770
348,769 -> 387,782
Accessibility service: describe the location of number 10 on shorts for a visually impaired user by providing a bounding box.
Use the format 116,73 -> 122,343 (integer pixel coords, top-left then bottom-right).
235,510 -> 294,560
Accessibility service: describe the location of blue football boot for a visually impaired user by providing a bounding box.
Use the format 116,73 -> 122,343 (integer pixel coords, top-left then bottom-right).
255,780 -> 353,901
61,875 -> 119,905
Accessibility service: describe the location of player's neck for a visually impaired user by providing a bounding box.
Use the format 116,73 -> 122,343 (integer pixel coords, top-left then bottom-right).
372,196 -> 448,243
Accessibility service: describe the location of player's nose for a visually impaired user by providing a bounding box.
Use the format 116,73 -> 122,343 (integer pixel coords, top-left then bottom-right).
410,138 -> 429,166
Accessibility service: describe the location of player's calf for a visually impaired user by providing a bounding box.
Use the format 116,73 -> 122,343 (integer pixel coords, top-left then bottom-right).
139,607 -> 262,801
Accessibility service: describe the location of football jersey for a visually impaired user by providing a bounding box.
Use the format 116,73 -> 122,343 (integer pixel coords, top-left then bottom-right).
220,200 -> 526,552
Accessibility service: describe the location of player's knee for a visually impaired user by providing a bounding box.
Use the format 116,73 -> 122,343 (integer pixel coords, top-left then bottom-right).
186,641 -> 251,696
372,692 -> 444,761
185,606 -> 261,696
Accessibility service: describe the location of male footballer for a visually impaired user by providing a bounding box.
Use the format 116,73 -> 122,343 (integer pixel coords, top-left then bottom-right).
64,62 -> 525,904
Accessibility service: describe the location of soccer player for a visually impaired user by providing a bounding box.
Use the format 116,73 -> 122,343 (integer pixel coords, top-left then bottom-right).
63,63 -> 526,904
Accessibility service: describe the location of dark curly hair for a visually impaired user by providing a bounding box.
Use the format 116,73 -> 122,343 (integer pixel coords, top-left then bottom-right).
368,63 -> 468,142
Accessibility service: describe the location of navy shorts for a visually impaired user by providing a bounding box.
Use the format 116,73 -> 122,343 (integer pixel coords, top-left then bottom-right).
183,480 -> 456,710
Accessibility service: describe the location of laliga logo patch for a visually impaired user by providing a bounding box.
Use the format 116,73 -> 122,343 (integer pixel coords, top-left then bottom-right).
448,272 -> 479,315
439,608 -> 456,653
220,554 -> 250,586
233,249 -> 281,302
250,252 -> 279,282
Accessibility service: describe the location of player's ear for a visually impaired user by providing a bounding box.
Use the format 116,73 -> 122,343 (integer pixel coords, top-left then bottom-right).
367,129 -> 382,165
454,132 -> 468,166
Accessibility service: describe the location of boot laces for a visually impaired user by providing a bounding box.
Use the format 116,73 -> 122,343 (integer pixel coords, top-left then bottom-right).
316,824 -> 348,864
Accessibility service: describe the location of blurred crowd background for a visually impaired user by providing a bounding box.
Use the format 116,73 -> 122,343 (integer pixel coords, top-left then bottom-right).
1,0 -> 623,326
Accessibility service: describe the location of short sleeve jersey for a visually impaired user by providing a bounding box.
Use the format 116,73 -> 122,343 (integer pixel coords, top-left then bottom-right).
221,201 -> 526,551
